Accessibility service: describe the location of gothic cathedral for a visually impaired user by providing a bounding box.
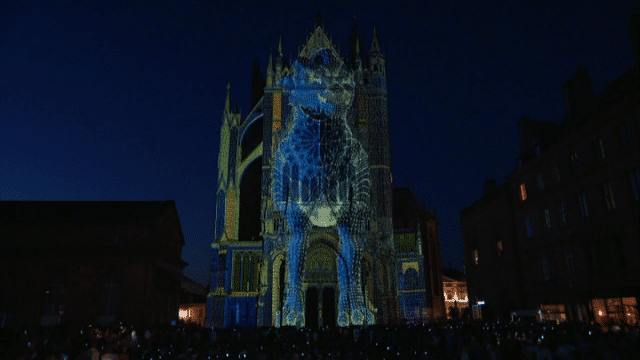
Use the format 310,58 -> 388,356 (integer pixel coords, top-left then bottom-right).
207,18 -> 436,328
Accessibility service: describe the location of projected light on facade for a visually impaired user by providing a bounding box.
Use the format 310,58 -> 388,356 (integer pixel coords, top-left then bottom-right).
209,21 -> 399,329
272,48 -> 373,327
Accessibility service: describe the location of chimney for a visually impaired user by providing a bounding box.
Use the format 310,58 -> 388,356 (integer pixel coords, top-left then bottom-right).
562,65 -> 594,129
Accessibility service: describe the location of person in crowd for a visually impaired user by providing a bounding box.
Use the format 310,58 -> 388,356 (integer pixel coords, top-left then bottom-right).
2,317 -> 639,360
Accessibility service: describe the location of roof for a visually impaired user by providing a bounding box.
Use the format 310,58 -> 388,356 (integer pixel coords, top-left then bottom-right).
459,181 -> 509,218
596,66 -> 638,113
299,25 -> 340,60
393,187 -> 431,230
393,187 -> 425,213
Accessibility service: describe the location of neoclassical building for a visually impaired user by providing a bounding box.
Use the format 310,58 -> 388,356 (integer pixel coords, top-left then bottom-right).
207,18 -> 438,328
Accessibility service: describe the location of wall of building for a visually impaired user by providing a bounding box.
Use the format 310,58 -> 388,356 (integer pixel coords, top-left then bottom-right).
460,182 -> 523,320
460,18 -> 640,326
0,201 -> 187,329
509,70 -> 639,325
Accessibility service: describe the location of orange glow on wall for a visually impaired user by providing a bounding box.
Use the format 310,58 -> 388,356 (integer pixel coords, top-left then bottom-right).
273,93 -> 282,120
540,304 -> 567,323
590,297 -> 639,328
178,304 -> 206,326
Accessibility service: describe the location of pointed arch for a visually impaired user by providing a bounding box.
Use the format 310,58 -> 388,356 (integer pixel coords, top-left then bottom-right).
242,253 -> 251,291
239,156 -> 262,242
272,253 -> 287,326
251,253 -> 261,292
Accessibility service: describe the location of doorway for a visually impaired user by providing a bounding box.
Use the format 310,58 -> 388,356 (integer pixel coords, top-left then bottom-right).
305,288 -> 319,328
322,287 -> 336,327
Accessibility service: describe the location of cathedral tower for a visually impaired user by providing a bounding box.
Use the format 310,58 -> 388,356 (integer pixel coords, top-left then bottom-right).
208,18 -> 401,328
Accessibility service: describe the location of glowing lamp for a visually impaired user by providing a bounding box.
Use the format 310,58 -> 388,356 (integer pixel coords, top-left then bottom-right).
179,309 -> 189,319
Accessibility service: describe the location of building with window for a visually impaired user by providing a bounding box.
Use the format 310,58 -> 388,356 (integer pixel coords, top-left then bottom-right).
393,187 -> 445,324
509,57 -> 639,326
461,12 -> 639,327
0,200 -> 189,329
179,277 -> 208,327
442,268 -> 469,320
460,178 -> 523,321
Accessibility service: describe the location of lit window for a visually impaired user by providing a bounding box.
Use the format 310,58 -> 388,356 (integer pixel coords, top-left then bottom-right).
552,165 -> 561,182
544,209 -> 552,230
577,192 -> 589,219
558,201 -> 567,227
473,249 -> 479,265
525,216 -> 533,238
520,183 -> 527,201
602,181 -> 616,211
179,309 -> 189,319
594,138 -> 606,160
537,173 -> 544,190
570,153 -> 579,174
630,168 -> 640,201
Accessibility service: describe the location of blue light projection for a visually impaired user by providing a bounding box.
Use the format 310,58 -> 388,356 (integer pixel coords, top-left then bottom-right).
272,48 -> 374,326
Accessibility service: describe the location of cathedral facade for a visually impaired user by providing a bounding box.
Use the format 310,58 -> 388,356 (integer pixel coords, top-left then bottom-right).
207,20 -> 428,328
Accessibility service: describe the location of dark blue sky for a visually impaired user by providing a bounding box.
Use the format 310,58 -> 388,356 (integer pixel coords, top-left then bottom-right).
1,0 -> 637,287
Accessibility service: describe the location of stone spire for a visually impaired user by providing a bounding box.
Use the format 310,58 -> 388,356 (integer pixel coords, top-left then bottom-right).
368,26 -> 386,79
348,15 -> 364,68
276,35 -> 283,82
224,82 -> 231,116
314,12 -> 323,30
266,48 -> 274,87
370,26 -> 380,53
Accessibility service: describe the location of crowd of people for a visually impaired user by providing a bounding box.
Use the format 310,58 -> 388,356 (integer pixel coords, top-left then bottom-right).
1,318 -> 638,360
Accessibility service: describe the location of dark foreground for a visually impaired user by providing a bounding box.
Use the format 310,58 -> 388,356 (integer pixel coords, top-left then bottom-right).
1,319 -> 639,360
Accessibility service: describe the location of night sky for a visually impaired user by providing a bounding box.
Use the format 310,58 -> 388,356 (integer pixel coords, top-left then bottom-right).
1,0 -> 638,288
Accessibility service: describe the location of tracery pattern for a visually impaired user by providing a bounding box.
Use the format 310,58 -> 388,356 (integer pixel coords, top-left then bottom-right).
272,49 -> 373,326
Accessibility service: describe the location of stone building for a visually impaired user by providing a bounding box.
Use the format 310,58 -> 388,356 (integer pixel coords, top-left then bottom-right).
460,179 -> 523,320
0,200 -> 188,329
460,12 -> 640,326
509,60 -> 639,326
393,187 -> 445,323
442,268 -> 469,320
207,17 -> 432,328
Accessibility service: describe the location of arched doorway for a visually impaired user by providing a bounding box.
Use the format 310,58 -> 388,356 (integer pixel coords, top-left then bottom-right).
303,241 -> 339,327
322,287 -> 336,327
305,287 -> 319,328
